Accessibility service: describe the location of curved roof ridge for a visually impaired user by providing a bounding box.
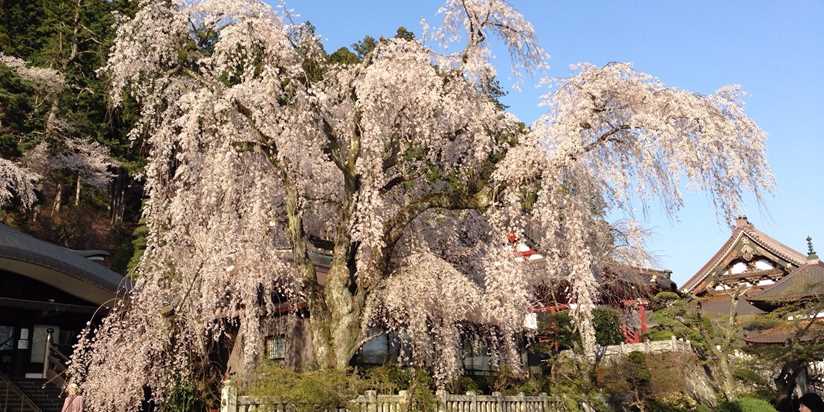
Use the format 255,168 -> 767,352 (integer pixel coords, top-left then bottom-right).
682,220 -> 807,293
682,229 -> 744,292
0,223 -> 125,293
742,226 -> 808,267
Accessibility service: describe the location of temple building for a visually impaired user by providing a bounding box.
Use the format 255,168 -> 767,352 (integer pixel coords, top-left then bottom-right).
0,223 -> 125,411
681,216 -> 824,396
743,242 -> 824,346
681,216 -> 814,318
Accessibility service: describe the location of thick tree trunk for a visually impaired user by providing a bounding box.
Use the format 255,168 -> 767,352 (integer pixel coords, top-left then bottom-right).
306,272 -> 363,370
325,262 -> 363,369
282,179 -> 364,370
306,160 -> 365,370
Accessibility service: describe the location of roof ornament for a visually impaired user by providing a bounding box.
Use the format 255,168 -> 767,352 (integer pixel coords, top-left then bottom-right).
806,236 -> 819,262
735,215 -> 751,228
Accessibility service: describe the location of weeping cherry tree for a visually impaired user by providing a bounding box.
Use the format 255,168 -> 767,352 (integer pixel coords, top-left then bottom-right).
68,0 -> 772,410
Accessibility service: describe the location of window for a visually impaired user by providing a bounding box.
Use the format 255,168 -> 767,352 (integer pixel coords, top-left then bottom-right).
358,334 -> 390,365
0,326 -> 13,350
266,335 -> 286,360
462,339 -> 491,374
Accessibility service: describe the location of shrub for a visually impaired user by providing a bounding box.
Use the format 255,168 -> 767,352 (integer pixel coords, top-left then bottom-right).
448,375 -> 483,394
645,329 -> 674,341
741,317 -> 782,332
652,291 -> 681,308
244,362 -> 364,411
164,382 -> 206,412
366,367 -> 437,412
733,367 -> 769,387
536,311 -> 577,351
245,363 -> 438,412
717,396 -> 778,412
593,308 -> 624,346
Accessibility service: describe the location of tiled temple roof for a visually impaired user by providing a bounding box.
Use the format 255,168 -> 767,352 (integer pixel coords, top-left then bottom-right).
682,216 -> 808,294
749,261 -> 824,304
744,320 -> 824,344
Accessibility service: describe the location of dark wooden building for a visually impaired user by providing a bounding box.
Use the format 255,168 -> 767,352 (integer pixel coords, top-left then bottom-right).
0,223 -> 124,411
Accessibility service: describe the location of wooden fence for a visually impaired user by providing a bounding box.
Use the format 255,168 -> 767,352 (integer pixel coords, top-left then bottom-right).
221,386 -> 568,412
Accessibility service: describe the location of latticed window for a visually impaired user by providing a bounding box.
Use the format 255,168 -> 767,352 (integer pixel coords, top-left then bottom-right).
266,335 -> 286,360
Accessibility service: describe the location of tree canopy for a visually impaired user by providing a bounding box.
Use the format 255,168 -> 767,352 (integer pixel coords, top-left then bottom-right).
44,0 -> 776,410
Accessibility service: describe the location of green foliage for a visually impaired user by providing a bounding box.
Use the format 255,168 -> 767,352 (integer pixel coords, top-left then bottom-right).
0,65 -> 39,148
547,357 -> 609,412
652,291 -> 681,309
717,396 -> 778,412
352,35 -> 377,59
0,0 -> 47,59
594,351 -> 725,411
0,0 -> 144,261
245,362 -> 364,411
126,221 -> 148,276
593,308 -> 624,346
329,47 -> 360,65
108,219 -> 147,276
535,311 -> 577,352
597,350 -> 653,408
245,363 -> 438,412
394,27 -> 415,41
733,367 -> 769,388
362,366 -> 437,411
535,308 -> 622,354
647,298 -> 710,351
741,316 -> 782,332
645,330 -> 674,341
163,382 -> 206,412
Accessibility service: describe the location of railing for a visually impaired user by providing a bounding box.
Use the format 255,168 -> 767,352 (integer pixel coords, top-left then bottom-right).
560,335 -> 693,362
222,385 -> 568,412
41,330 -> 68,391
0,372 -> 41,412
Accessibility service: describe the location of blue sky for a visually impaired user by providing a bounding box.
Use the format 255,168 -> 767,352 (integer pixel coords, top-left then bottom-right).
281,1 -> 824,286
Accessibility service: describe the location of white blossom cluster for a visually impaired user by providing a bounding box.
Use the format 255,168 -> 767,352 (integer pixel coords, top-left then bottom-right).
68,0 -> 773,408
0,52 -> 116,211
24,140 -> 116,189
425,0 -> 549,89
0,53 -> 65,93
0,158 -> 40,209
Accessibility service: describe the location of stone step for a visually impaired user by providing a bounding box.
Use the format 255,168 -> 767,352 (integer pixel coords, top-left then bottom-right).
10,378 -> 63,412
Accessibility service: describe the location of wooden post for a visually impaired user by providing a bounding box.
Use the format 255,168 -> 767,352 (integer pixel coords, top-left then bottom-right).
517,392 -> 526,412
492,392 -> 502,412
352,393 -> 366,412
399,390 -> 409,412
221,379 -> 238,412
466,391 -> 476,412
366,390 -> 377,412
638,303 -> 648,335
539,393 -> 549,412
436,390 -> 448,412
